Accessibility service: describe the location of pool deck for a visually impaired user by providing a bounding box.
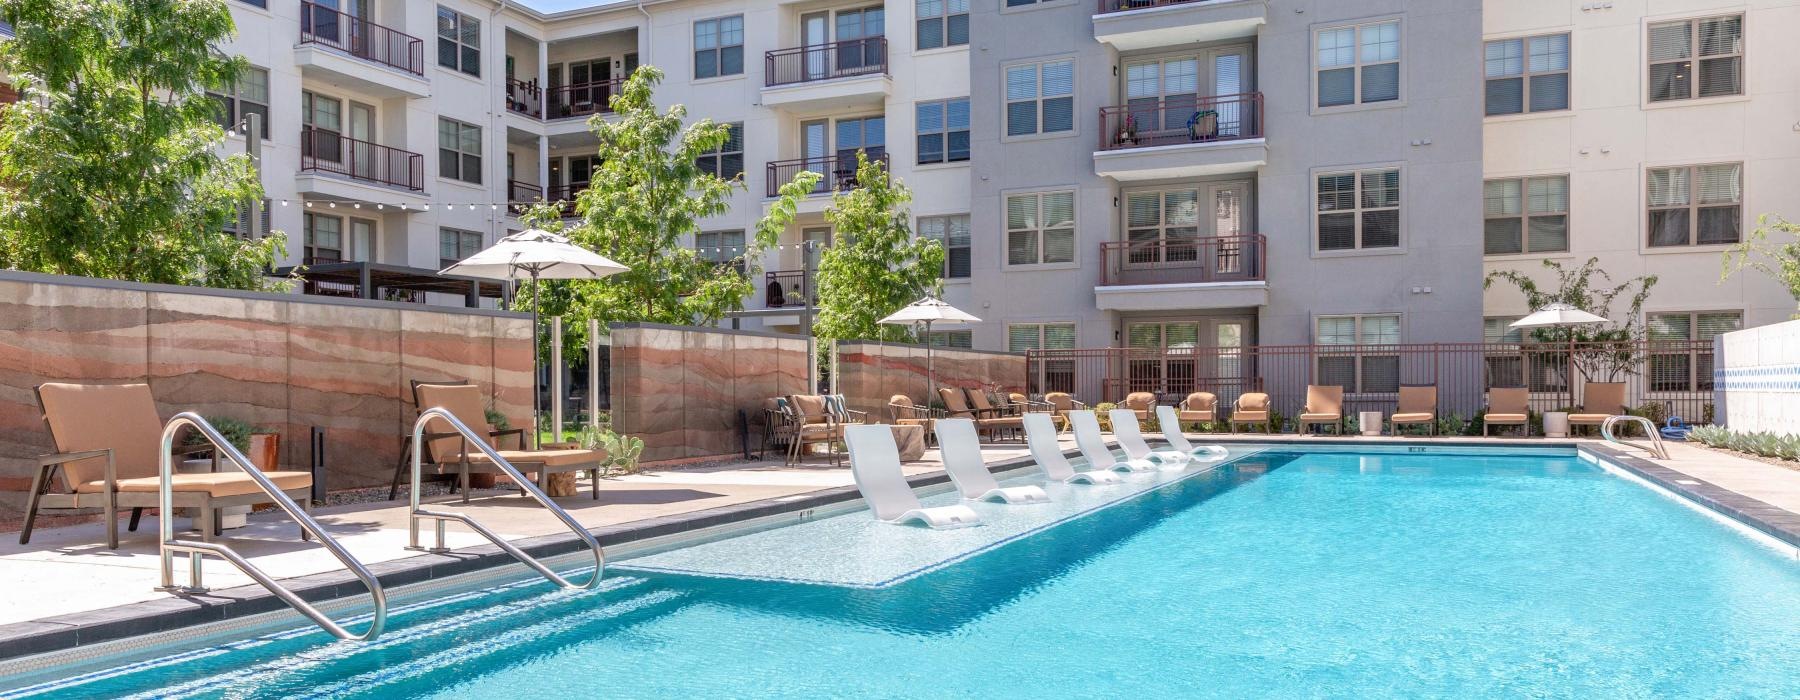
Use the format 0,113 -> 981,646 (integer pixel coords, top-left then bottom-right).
1,433 -> 1797,661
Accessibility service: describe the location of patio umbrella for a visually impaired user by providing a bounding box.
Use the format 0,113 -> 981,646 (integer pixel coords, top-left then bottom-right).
1510,303 -> 1608,409
441,229 -> 627,444
879,297 -> 981,406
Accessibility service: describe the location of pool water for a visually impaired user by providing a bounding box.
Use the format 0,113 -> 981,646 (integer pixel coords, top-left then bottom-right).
14,449 -> 1800,697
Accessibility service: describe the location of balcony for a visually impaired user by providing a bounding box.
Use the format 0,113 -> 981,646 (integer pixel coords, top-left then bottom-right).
761,38 -> 891,111
765,152 -> 888,198
1094,235 -> 1268,312
764,270 -> 814,308
1093,0 -> 1266,51
297,128 -> 425,201
294,2 -> 429,99
547,184 -> 588,218
506,79 -> 543,119
547,79 -> 623,121
506,180 -> 543,215
274,259 -> 505,308
1094,92 -> 1266,181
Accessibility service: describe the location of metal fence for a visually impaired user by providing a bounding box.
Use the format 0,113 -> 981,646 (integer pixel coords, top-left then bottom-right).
765,37 -> 888,87
1026,341 -> 1718,424
298,2 -> 424,76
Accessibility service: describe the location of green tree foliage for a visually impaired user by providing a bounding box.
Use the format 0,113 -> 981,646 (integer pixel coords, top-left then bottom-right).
813,153 -> 946,343
1484,257 -> 1658,382
1722,215 -> 1800,318
531,66 -> 819,333
0,0 -> 286,289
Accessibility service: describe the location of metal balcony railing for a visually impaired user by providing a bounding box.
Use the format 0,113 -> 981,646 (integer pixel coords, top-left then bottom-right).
764,151 -> 887,197
506,78 -> 543,118
299,127 -> 424,191
1097,0 -> 1223,13
765,37 -> 887,87
1099,234 -> 1265,286
547,79 -> 624,120
764,270 -> 813,308
507,180 -> 543,215
1098,92 -> 1263,151
298,2 -> 424,76
547,183 -> 588,217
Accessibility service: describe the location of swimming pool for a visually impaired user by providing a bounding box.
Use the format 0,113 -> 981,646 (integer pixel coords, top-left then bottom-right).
7,446 -> 1800,697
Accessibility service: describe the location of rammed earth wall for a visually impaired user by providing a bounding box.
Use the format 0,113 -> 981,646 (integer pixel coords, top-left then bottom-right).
607,323 -> 813,462
835,341 -> 1028,419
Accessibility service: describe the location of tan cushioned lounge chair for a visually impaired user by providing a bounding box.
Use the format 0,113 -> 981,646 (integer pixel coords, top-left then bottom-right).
1297,385 -> 1345,434
940,387 -> 1023,441
1389,385 -> 1438,435
1230,392 -> 1271,433
1178,392 -> 1218,425
1123,392 -> 1157,420
27,383 -> 314,548
1568,382 -> 1628,431
1484,387 -> 1530,436
415,383 -> 605,501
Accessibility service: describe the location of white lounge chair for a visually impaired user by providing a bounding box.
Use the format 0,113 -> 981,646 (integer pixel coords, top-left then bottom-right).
934,419 -> 1051,505
1022,413 -> 1122,485
1068,410 -> 1161,473
1108,409 -> 1194,466
844,424 -> 980,529
1155,406 -> 1231,463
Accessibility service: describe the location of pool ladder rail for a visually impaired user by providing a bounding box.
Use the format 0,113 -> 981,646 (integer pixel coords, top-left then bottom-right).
406,407 -> 606,590
157,413 -> 387,641
1601,415 -> 1670,461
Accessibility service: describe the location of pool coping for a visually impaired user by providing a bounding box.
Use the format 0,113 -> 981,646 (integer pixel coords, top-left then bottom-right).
3,438 -> 1797,662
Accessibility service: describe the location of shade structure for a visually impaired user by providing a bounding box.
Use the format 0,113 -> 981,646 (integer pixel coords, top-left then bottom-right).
879,297 -> 981,409
440,229 -> 627,446
1509,303 -> 1609,410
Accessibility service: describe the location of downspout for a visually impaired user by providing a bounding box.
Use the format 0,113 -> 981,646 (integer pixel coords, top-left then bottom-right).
489,0 -> 511,311
636,0 -> 652,63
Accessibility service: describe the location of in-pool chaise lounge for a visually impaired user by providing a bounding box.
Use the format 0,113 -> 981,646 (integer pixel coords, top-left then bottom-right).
411,383 -> 606,502
1297,385 -> 1345,435
1483,387 -> 1531,437
1107,409 -> 1193,466
1023,412 -> 1121,484
1388,385 -> 1438,435
934,418 -> 1050,505
1068,410 -> 1160,472
25,382 -> 315,549
843,424 -> 980,529
1154,406 -> 1231,462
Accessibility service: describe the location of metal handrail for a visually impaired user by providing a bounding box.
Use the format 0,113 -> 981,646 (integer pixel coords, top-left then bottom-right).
1602,415 -> 1670,460
158,413 -> 386,641
408,407 -> 605,590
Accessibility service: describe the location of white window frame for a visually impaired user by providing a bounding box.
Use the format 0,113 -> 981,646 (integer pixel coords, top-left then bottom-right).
1483,174 -> 1570,256
692,15 -> 745,80
919,214 -> 971,279
1003,189 -> 1078,268
1002,57 -> 1076,141
1483,33 -> 1571,116
438,117 -> 483,185
436,6 -> 481,77
1311,17 -> 1403,113
1007,322 -> 1077,352
1312,165 -> 1403,256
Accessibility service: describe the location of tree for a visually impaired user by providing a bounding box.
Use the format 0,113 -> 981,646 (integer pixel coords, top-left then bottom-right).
813,153 -> 946,343
549,66 -> 819,330
1722,215 -> 1800,318
0,0 -> 285,289
1485,257 -> 1658,382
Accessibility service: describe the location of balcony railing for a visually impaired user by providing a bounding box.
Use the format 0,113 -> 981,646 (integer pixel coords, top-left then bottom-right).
1097,0 -> 1219,13
1098,92 -> 1263,151
764,270 -> 813,308
299,128 -> 424,191
507,180 -> 543,215
765,37 -> 887,87
507,78 -> 543,118
547,183 -> 588,217
297,2 -> 424,76
1099,234 -> 1265,286
547,79 -> 624,120
764,152 -> 888,198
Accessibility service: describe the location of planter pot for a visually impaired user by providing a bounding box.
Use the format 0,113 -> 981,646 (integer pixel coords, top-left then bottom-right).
179,458 -> 248,530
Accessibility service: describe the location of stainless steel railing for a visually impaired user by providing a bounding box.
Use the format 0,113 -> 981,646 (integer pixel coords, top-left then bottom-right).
158,413 -> 387,641
1601,415 -> 1670,461
407,407 -> 605,589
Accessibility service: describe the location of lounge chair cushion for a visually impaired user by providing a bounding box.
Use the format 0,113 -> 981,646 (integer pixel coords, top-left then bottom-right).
1485,413 -> 1528,423
415,383 -> 500,462
1298,412 -> 1340,422
1232,411 -> 1269,421
1568,413 -> 1614,424
38,383 -> 166,486
77,471 -> 313,497
1390,412 -> 1435,423
467,449 -> 603,468
976,416 -> 1024,428
790,395 -> 830,423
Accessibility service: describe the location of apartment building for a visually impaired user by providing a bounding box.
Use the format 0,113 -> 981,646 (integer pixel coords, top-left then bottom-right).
1480,1 -> 1798,366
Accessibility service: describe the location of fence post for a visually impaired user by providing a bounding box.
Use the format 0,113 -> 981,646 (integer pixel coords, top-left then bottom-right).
551,316 -> 563,444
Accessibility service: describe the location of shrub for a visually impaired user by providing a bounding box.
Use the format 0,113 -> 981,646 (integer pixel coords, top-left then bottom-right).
1093,402 -> 1118,431
182,415 -> 253,454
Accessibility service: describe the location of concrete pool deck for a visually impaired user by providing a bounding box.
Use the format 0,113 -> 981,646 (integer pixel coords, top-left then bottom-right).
1,432 -> 1797,660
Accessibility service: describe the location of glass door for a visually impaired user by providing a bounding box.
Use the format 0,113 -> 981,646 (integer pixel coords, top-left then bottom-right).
349,218 -> 375,263
834,115 -> 885,186
347,102 -> 375,181
1207,181 -> 1248,279
801,119 -> 830,193
801,12 -> 829,81
1209,47 -> 1249,137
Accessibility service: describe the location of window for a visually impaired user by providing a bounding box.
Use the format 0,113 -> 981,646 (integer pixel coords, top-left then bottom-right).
436,6 -> 481,77
1648,15 -> 1742,103
1124,187 -> 1200,263
1316,20 -> 1400,108
695,230 -> 747,274
1012,322 -> 1077,393
1647,163 -> 1741,247
916,0 -> 968,50
1316,168 -> 1400,252
1005,59 -> 1074,137
1485,34 -> 1569,115
696,122 -> 744,180
927,330 -> 973,348
439,228 -> 483,268
305,214 -> 344,263
919,215 -> 970,278
1484,175 -> 1568,254
1648,311 -> 1741,391
224,199 -> 273,240
301,90 -> 342,162
1316,314 -> 1400,393
916,98 -> 970,164
208,67 -> 270,138
693,15 -> 744,79
1006,191 -> 1076,265
438,118 -> 482,184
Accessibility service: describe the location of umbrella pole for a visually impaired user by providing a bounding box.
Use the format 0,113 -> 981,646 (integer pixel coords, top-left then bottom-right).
924,320 -> 934,409
531,269 -> 541,449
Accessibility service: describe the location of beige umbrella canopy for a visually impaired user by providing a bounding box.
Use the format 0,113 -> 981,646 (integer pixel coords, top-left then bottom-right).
441,229 -> 628,442
880,297 -> 981,404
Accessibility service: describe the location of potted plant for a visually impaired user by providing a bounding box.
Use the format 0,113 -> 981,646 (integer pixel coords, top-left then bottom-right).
1117,115 -> 1138,146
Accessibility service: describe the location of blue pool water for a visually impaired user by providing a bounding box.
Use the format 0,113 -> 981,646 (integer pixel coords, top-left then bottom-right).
12,449 -> 1800,697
